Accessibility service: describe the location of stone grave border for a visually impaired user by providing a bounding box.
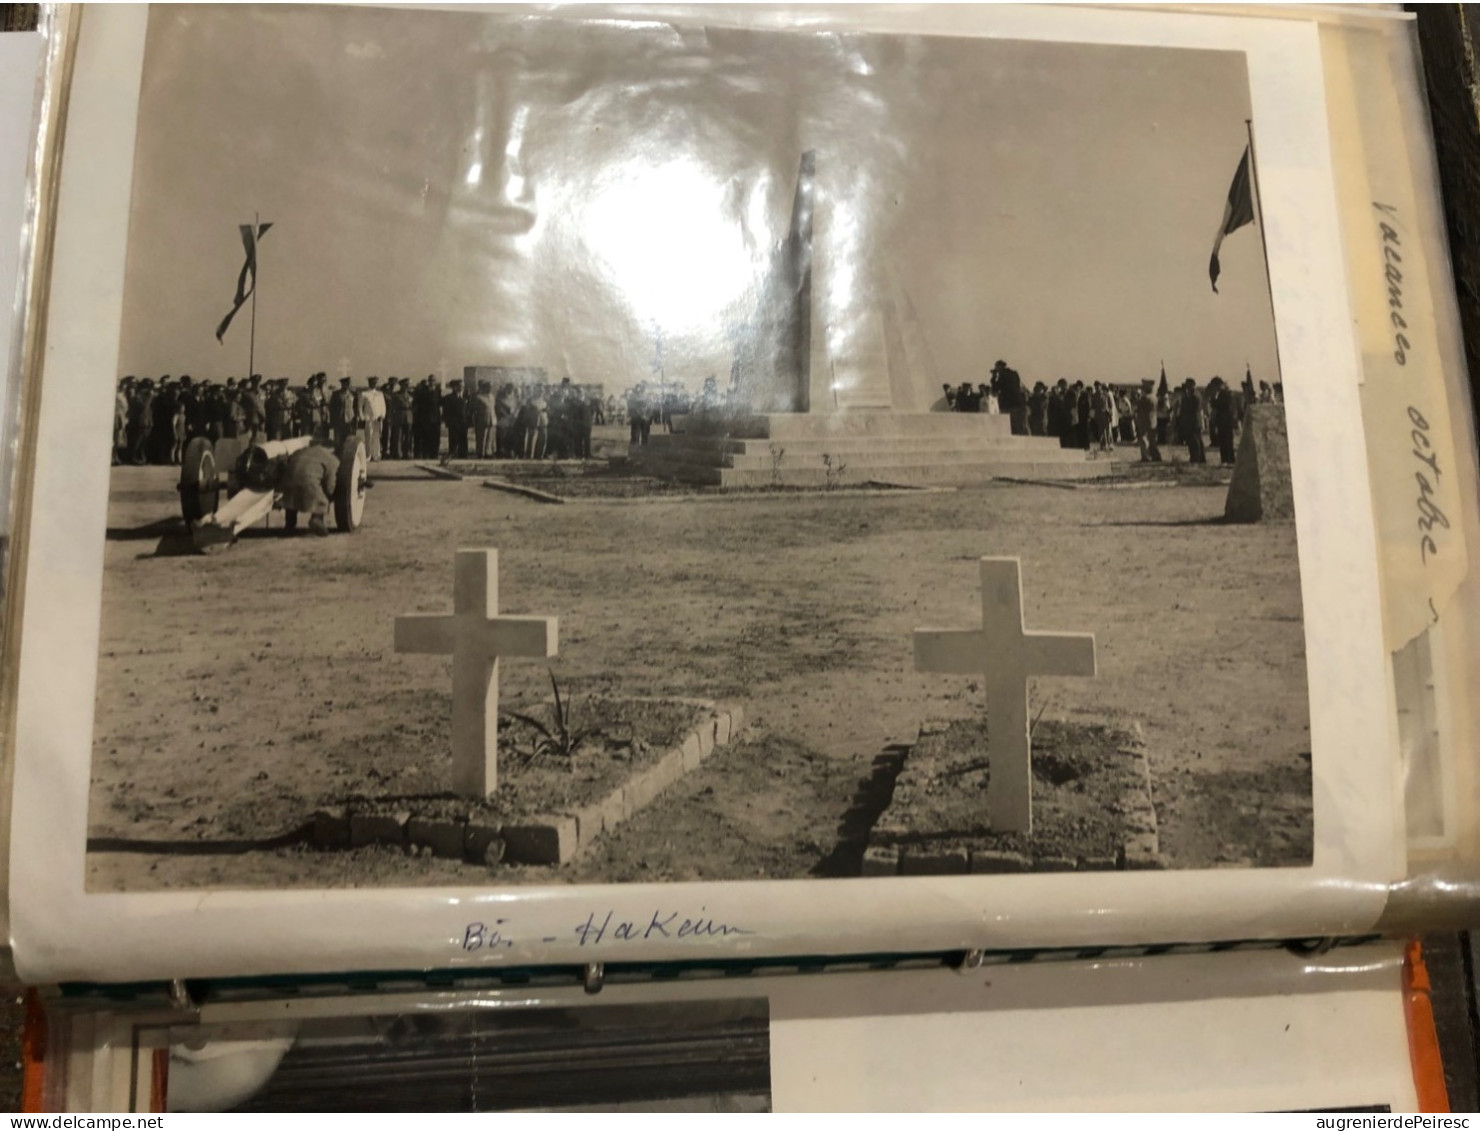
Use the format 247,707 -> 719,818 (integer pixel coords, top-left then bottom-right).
416,462 -> 466,480
860,720 -> 1162,876
477,477 -> 955,507
312,703 -> 745,867
482,478 -> 568,504
992,476 -> 1178,491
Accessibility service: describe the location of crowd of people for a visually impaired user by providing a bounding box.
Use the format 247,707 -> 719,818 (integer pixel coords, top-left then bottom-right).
114,363 -> 1282,472
620,377 -> 723,446
112,372 -> 611,465
941,359 -> 1282,466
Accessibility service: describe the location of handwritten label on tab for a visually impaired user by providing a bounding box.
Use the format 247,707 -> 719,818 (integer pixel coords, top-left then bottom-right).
1375,203 -> 1410,365
1409,405 -> 1450,569
1374,204 -> 1452,577
459,909 -> 753,953
460,918 -> 515,952
1355,199 -> 1469,649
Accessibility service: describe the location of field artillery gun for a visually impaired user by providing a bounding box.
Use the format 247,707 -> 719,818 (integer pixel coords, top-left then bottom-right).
177,433 -> 367,553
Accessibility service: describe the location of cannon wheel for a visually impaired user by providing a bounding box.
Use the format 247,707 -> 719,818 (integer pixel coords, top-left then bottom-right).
214,437 -> 246,499
334,436 -> 367,532
179,437 -> 219,523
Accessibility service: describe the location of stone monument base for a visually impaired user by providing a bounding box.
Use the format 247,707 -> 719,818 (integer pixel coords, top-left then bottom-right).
635,412 -> 1115,488
1224,404 -> 1294,522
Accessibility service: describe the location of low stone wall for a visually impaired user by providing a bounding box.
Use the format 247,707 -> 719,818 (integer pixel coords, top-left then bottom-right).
313,705 -> 745,867
859,718 -> 1162,876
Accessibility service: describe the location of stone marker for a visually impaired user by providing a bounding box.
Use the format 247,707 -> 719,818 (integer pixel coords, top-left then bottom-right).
395,548 -> 557,797
913,557 -> 1096,835
1224,404 -> 1294,522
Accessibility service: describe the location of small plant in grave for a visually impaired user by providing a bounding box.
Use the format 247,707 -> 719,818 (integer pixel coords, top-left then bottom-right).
768,443 -> 786,484
504,668 -> 595,767
821,452 -> 848,490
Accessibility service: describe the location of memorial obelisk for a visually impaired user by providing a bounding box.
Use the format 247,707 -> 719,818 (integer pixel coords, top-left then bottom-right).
742,150 -> 815,414
645,150 -> 1108,486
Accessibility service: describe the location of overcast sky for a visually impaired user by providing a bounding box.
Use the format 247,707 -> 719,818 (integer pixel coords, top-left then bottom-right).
118,5 -> 1278,401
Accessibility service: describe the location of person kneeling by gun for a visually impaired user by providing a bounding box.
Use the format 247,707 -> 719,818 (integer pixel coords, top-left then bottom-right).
239,439 -> 340,537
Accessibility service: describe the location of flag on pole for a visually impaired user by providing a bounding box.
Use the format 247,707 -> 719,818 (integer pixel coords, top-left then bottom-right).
215,221 -> 273,342
1208,146 -> 1254,293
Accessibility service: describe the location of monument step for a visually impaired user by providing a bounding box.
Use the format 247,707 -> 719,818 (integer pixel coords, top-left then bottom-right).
687,411 -> 1017,441
638,442 -> 1100,472
723,449 -> 1100,471
651,432 -> 1053,456
651,458 -> 1119,488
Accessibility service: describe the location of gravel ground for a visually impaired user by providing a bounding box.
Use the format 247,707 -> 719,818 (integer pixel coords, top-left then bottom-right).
86,452 -> 1310,891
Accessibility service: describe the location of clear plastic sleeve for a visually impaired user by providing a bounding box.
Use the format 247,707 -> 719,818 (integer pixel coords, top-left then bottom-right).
0,3 -> 1476,985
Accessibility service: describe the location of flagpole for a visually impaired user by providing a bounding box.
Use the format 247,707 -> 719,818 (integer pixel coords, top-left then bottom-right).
248,212 -> 259,381
1244,119 -> 1282,381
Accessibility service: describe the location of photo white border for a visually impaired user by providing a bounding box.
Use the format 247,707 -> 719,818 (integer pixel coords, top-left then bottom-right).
7,3 -> 1400,982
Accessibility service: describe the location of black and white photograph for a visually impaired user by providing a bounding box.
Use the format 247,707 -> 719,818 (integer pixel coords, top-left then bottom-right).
165,997 -> 772,1112
86,3 -> 1311,894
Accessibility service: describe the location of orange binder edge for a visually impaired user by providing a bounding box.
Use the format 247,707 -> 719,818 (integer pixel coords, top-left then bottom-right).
150,1047 -> 169,1113
1405,940 -> 1452,1113
20,988 -> 47,1112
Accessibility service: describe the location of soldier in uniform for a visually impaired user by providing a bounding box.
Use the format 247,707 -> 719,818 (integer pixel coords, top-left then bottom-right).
1179,378 -> 1207,464
170,392 -> 187,465
400,378 -> 417,460
407,378 -> 422,458
127,379 -> 154,465
291,381 -> 312,438
199,381 -> 222,441
1047,381 -> 1066,441
547,379 -> 572,458
408,378 -> 426,458
401,378 -> 418,459
114,377 -> 132,464
383,378 -> 407,460
279,438 -> 340,537
1092,383 -> 1113,452
442,378 -> 468,459
330,376 -> 357,447
310,374 -> 330,439
495,383 -> 518,459
361,376 -> 385,461
241,374 -> 266,443
626,384 -> 650,446
472,380 -> 496,459
1208,376 -> 1237,465
463,378 -> 478,455
1028,382 -> 1048,436
1135,384 -> 1161,463
522,386 -> 548,459
993,360 -> 1028,435
571,390 -> 595,459
145,376 -> 172,464
221,378 -> 243,439
265,379 -> 289,441
420,376 -> 443,458
178,376 -> 204,443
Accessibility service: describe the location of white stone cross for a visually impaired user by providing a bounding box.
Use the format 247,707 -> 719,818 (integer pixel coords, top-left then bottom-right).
438,357 -> 451,383
395,549 -> 558,797
914,557 -> 1096,835
338,356 -> 352,380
